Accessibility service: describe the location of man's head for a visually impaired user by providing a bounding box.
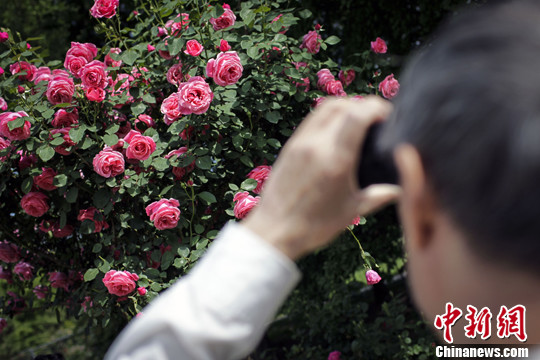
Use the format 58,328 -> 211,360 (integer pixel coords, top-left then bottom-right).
380,0 -> 540,339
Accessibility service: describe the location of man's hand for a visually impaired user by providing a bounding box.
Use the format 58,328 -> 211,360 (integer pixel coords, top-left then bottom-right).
242,96 -> 401,260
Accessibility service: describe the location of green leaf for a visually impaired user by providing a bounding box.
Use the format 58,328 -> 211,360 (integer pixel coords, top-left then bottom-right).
299,9 -> 312,19
84,268 -> 99,282
105,124 -> 120,134
37,145 -> 55,162
93,188 -> 110,209
198,191 -> 217,204
267,138 -> 281,148
247,46 -> 260,59
240,155 -> 254,168
143,93 -> 156,104
131,102 -> 147,116
241,178 -> 258,191
153,157 -> 169,171
169,38 -> 184,56
49,137 -> 65,146
7,116 -> 25,130
92,243 -> 102,253
196,156 -> 213,170
21,177 -> 33,194
53,174 -> 68,187
173,257 -> 187,269
161,251 -> 174,271
264,111 -> 281,124
66,187 -> 78,203
325,35 -> 341,45
69,127 -> 85,143
122,50 -> 139,66
80,220 -> 96,234
103,134 -> 119,146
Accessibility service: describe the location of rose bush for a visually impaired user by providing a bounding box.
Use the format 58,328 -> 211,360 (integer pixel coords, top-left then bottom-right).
0,0 -> 404,357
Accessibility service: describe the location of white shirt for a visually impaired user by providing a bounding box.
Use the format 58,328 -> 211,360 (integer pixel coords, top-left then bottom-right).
105,222 -> 301,360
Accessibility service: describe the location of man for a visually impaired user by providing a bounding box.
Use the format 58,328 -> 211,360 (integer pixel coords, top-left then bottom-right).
106,0 -> 540,358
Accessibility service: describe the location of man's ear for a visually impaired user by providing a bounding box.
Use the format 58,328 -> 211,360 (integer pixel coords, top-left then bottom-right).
394,144 -> 438,251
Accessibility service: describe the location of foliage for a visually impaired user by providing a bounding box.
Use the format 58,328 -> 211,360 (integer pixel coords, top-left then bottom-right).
0,0 -> 440,358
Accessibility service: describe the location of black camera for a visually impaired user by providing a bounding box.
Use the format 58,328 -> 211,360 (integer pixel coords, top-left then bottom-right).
356,123 -> 398,188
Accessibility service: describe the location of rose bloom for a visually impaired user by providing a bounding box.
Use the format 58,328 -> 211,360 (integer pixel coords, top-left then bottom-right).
312,96 -> 326,108
80,60 -> 108,89
49,271 -> 70,291
90,0 -> 120,18
328,351 -> 341,360
247,165 -> 271,194
0,32 -> 8,42
160,93 -> 182,125
102,270 -> 139,296
0,66 -> 4,76
33,66 -> 52,84
233,191 -> 260,219
49,128 -> 75,155
0,241 -> 20,263
14,262 -> 34,281
33,285 -> 48,299
165,13 -> 190,36
0,111 -> 31,141
137,287 -> 147,296
177,76 -> 214,115
209,6 -> 236,31
300,30 -> 321,54
52,108 -> 78,128
10,61 -> 37,82
317,69 -> 334,90
46,74 -> 75,105
0,318 -> 6,334
166,63 -> 183,86
378,74 -> 400,99
218,39 -> 231,52
184,40 -> 204,56
206,51 -> 243,87
34,167 -> 58,191
78,207 -> 109,233
104,48 -> 122,68
147,44 -> 156,52
350,216 -> 361,226
64,42 -> 98,77
0,266 -> 13,283
324,80 -> 346,97
21,192 -> 49,217
0,137 -> 10,161
338,69 -> 356,87
146,198 -> 181,230
125,133 -> 156,161
370,37 -> 387,54
86,87 -> 106,102
366,269 -> 382,285
41,220 -> 74,238
165,147 -> 195,180
93,148 -> 125,178
135,114 -> 155,130
0,97 -> 7,111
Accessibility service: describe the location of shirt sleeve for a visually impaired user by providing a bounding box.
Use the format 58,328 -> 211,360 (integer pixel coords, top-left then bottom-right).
104,221 -> 302,360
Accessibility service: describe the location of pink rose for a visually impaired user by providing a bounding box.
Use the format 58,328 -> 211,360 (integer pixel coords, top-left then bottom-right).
102,270 -> 139,296
378,74 -> 400,99
160,93 -> 182,125
147,44 -> 156,52
49,272 -> 70,291
0,241 -> 20,263
206,51 -> 243,86
10,61 -> 37,82
46,74 -> 75,105
312,97 -> 326,108
233,191 -> 259,219
338,69 -> 356,87
165,147 -> 195,180
159,49 -> 173,60
272,14 -> 283,23
52,108 -> 78,128
209,6 -> 236,31
317,69 -> 334,90
49,128 -> 75,155
104,48 -> 123,68
137,287 -> 147,296
78,207 -> 109,233
218,39 -> 231,52
86,87 -> 106,102
0,97 -> 6,111
135,114 -> 155,129
164,13 -> 190,36
166,63 -> 183,86
0,137 -> 10,162
145,198 -> 181,230
184,40 -> 204,56
370,37 -> 387,54
300,30 -> 321,54
328,351 -> 341,360
366,269 -> 382,285
247,165 -> 271,194
125,134 -> 156,161
0,111 -> 31,141
353,95 -> 365,101
324,80 -> 346,96
40,221 -> 74,238
90,0 -> 120,18
0,266 -> 12,283
93,148 -> 125,177
80,60 -> 108,89
177,76 -> 213,115
33,66 -> 52,84
0,32 -> 8,42
34,167 -> 58,191
21,192 -> 49,217
350,216 -> 361,226
33,285 -> 48,299
0,318 -> 6,334
14,262 -> 34,281
64,42 -> 98,77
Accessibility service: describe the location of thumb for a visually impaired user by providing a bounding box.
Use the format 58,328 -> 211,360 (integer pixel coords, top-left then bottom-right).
354,184 -> 402,216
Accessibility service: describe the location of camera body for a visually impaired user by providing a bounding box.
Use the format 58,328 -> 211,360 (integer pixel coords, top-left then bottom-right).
357,123 -> 398,188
